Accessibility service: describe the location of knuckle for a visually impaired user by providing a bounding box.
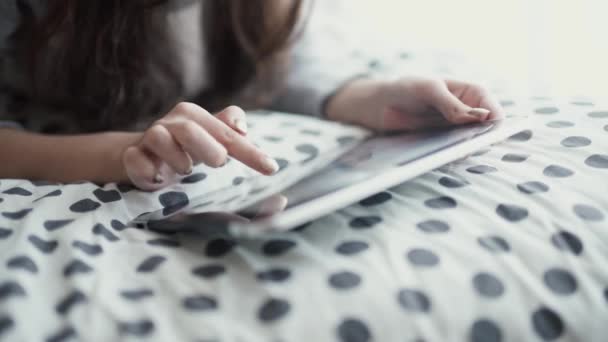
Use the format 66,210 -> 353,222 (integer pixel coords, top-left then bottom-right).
207,146 -> 228,168
144,124 -> 170,148
175,120 -> 200,145
173,101 -> 198,114
219,127 -> 239,148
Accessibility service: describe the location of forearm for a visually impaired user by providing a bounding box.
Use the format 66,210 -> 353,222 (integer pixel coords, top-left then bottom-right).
325,78 -> 387,128
0,129 -> 142,183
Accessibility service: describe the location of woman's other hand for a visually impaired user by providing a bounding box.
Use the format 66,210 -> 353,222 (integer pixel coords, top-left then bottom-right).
326,77 -> 505,131
122,103 -> 279,191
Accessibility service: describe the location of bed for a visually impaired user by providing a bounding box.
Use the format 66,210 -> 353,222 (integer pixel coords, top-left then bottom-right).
0,51 -> 607,342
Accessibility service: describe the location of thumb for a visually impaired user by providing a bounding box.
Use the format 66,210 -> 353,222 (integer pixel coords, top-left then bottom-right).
426,84 -> 489,124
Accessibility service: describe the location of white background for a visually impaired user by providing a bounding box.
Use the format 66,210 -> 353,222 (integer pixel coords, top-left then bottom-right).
337,0 -> 607,99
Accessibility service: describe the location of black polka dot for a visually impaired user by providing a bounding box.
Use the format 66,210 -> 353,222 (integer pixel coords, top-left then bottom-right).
551,231 -> 583,255
0,316 -> 14,336
119,320 -> 155,336
337,136 -> 357,146
301,129 -> 321,136
416,220 -> 450,233
263,135 -> 283,142
336,241 -> 369,255
6,255 -> 38,274
262,239 -> 296,256
0,228 -> 12,239
467,164 -> 499,176
2,208 -> 32,220
517,181 -> 549,194
571,101 -> 593,106
0,281 -> 26,300
471,319 -> 502,342
329,271 -> 362,289
183,295 -> 218,311
546,121 -> 574,128
33,189 -> 62,202
502,153 -> 529,163
28,235 -> 58,254
407,248 -> 440,267
544,268 -> 577,295
561,136 -> 591,148
543,165 -> 574,178
92,223 -> 119,242
181,172 -> 207,184
93,188 -> 122,203
147,238 -> 180,248
205,238 -> 237,257
605,124 -> 608,132
508,130 -> 533,141
496,204 -> 528,222
258,298 -> 290,322
117,183 -> 135,193
2,187 -> 32,196
296,144 -> 319,163
473,272 -> 505,298
359,192 -> 392,206
192,264 -> 226,279
46,325 -> 77,342
136,255 -> 166,273
72,241 -> 103,256
499,100 -> 515,107
43,219 -> 74,231
159,191 -> 189,216
121,288 -> 154,301
338,318 -> 371,342
232,177 -> 245,185
63,259 -> 93,277
438,176 -> 469,188
397,288 -> 431,312
585,154 -> 608,169
275,158 -> 290,172
55,290 -> 87,315
471,148 -> 491,157
30,180 -> 57,187
257,268 -> 291,282
478,236 -> 511,253
532,307 -> 564,340
424,196 -> 457,209
535,107 -> 559,114
110,220 -> 127,231
69,199 -> 100,213
349,216 -> 382,229
588,111 -> 608,118
573,204 -> 604,221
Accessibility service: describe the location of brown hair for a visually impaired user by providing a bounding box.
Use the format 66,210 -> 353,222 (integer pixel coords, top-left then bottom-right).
24,0 -> 306,130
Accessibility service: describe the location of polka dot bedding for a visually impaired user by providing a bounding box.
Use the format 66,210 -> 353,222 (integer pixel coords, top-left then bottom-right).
1,71 -> 608,341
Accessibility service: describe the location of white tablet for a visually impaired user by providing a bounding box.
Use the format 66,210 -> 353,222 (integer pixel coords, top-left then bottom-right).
132,117 -> 529,237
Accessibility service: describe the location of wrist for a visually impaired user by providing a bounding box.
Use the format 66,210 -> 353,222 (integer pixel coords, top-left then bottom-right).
325,78 -> 388,126
98,132 -> 142,183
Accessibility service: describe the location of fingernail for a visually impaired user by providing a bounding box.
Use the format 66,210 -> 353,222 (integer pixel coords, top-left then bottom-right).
234,119 -> 248,134
261,156 -> 279,174
184,167 -> 192,175
153,174 -> 164,184
468,108 -> 491,118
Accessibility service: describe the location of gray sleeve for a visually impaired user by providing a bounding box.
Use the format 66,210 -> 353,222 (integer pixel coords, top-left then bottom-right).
268,1 -> 367,117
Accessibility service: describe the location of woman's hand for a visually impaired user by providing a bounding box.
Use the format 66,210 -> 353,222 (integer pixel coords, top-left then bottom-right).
122,103 -> 279,191
325,77 -> 505,131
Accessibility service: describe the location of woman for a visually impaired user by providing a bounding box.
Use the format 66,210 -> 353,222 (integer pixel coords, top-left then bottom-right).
0,0 -> 503,190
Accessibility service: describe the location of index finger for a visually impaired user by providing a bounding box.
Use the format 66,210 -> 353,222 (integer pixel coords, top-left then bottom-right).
172,103 -> 279,175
